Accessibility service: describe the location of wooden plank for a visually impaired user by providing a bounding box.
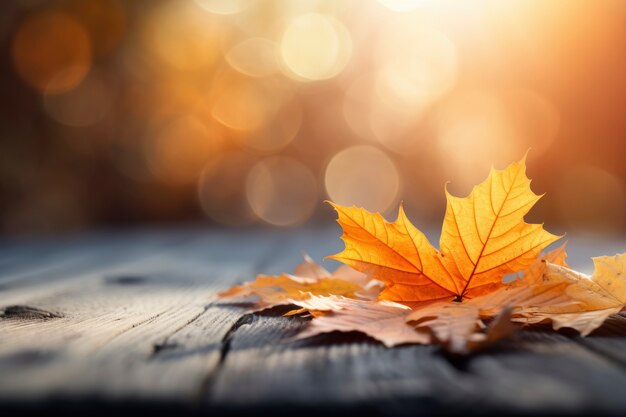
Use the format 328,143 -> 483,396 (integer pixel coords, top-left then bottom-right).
0,229 -> 205,291
571,314 -> 626,367
207,311 -> 626,415
0,227 -> 625,415
0,229 -> 288,401
204,229 -> 626,412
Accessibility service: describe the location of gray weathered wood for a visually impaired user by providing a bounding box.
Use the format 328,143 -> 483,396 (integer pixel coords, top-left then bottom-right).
0,229 -> 286,402
0,227 -> 625,415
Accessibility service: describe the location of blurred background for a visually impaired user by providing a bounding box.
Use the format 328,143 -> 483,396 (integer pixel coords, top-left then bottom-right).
0,0 -> 625,236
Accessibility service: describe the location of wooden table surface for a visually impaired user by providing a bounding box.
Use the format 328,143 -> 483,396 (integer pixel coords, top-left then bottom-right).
1,226 -> 626,416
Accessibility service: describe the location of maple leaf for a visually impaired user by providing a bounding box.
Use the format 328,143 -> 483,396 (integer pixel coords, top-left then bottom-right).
469,244 -> 570,317
291,295 -> 430,347
411,303 -> 517,353
329,156 -> 560,305
291,295 -> 515,352
466,307 -> 517,352
512,252 -> 626,335
465,247 -> 625,336
407,302 -> 481,352
217,255 -> 382,312
217,155 -> 624,355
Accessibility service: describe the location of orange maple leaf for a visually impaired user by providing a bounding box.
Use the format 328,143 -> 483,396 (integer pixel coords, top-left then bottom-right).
217,255 -> 382,312
329,156 -> 561,305
469,243 -> 570,317
217,156 -> 625,354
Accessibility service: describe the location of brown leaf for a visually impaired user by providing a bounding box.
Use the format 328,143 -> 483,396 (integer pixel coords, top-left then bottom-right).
408,302 -> 481,353
466,307 -> 517,352
217,155 -> 623,353
407,302 -> 516,353
218,255 -> 382,312
292,295 -> 430,347
513,252 -> 626,335
469,244 -> 570,317
467,249 -> 625,336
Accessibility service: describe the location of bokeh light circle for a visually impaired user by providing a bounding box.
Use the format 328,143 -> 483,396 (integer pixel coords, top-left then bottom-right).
243,98 -> 303,153
12,12 -> 92,93
378,0 -> 428,12
142,1 -> 222,71
198,152 -> 258,226
375,23 -> 457,109
280,13 -> 352,81
246,156 -> 318,226
325,145 -> 400,213
225,37 -> 278,78
211,82 -> 273,132
343,73 -> 424,153
195,0 -> 253,15
434,91 -> 522,190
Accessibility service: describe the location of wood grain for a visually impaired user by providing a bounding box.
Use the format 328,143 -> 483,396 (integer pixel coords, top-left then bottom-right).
0,227 -> 625,416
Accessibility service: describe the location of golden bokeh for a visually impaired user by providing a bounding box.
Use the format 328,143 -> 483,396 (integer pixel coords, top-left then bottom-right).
378,0 -> 427,12
279,13 -> 352,81
226,38 -> 279,78
242,96 -> 303,153
198,152 -> 258,226
246,156 -> 318,226
12,12 -> 92,93
146,115 -> 221,184
211,81 -> 274,132
141,1 -> 223,72
343,73 -> 377,140
434,91 -> 522,190
64,0 -> 127,56
374,21 -> 457,110
2,0 -> 625,234
195,0 -> 254,15
499,89 -> 560,157
325,145 -> 400,214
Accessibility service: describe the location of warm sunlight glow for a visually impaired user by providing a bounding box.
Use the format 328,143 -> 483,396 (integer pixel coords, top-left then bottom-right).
280,13 -> 352,81
146,115 -> 219,184
195,0 -> 254,15
12,12 -> 92,93
325,146 -> 400,214
226,38 -> 278,78
198,152 -> 257,226
246,156 -> 317,226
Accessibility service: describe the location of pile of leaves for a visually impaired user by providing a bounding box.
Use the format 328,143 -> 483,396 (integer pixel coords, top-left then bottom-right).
219,157 -> 626,353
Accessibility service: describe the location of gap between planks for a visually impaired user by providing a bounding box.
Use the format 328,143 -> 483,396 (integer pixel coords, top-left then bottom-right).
0,229 -> 298,401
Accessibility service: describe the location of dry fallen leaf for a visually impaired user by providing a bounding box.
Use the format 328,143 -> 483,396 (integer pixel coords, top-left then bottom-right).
466,307 -> 517,352
407,302 -> 483,353
217,155 -> 624,354
218,255 -> 382,312
466,248 -> 626,336
405,298 -> 518,353
329,156 -> 560,306
469,244 -> 570,318
292,295 -> 515,353
291,295 -> 430,347
513,252 -> 626,335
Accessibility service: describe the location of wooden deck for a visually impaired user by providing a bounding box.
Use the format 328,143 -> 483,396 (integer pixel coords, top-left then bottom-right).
1,226 -> 626,416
